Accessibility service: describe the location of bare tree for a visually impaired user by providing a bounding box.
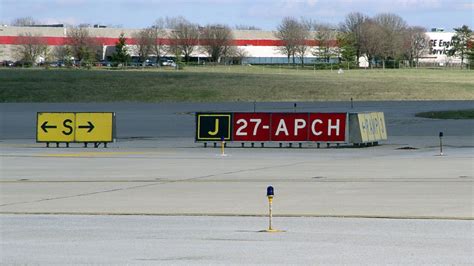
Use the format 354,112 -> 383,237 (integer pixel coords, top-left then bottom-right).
52,46 -> 71,61
294,19 -> 312,67
67,27 -> 101,63
167,17 -> 200,63
339,12 -> 368,62
373,13 -> 408,62
132,28 -> 155,63
201,24 -> 233,63
151,19 -> 168,63
359,19 -> 384,68
234,25 -> 261,30
221,45 -> 249,64
13,32 -> 48,65
231,47 -> 249,65
313,23 -> 336,63
275,17 -> 300,65
404,26 -> 429,67
11,17 -> 39,26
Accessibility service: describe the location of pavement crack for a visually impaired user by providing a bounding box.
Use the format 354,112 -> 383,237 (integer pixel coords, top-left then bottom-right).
0,183 -> 163,207
0,161 -> 308,208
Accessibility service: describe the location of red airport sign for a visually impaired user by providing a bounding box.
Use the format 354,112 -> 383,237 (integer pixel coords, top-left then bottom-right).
196,112 -> 348,143
270,113 -> 309,142
308,113 -> 347,142
233,113 -> 271,141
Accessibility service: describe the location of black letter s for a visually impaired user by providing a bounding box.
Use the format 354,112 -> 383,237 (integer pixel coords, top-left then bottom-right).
62,119 -> 73,135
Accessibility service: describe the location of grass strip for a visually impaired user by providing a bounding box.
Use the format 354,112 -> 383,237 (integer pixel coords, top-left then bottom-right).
1,67 -> 473,102
415,109 -> 474,119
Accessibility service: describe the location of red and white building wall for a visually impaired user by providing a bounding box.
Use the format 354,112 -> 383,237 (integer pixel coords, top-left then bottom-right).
0,26 -> 462,65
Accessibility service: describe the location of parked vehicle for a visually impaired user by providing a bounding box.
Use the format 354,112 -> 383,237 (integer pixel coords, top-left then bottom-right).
161,60 -> 176,67
49,60 -> 65,67
98,60 -> 112,67
144,60 -> 157,67
2,60 -> 14,67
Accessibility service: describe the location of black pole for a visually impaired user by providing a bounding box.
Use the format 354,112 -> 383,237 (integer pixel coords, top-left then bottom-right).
439,132 -> 444,155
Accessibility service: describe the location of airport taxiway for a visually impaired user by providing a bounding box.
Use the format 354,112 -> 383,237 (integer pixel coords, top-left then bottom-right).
0,101 -> 473,264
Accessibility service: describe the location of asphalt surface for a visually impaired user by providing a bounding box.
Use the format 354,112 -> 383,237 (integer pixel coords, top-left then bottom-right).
1,215 -> 472,265
1,101 -> 473,139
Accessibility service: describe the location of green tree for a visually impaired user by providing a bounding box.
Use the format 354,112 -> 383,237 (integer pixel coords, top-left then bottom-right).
339,12 -> 368,63
111,33 -> 130,66
450,25 -> 472,69
313,24 -> 337,63
468,42 -> 474,69
337,32 -> 357,63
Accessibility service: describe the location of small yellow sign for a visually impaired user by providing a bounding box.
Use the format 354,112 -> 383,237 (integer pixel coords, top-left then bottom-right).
36,112 -> 114,143
37,112 -> 75,142
357,112 -> 387,142
376,112 -> 387,140
75,113 -> 113,142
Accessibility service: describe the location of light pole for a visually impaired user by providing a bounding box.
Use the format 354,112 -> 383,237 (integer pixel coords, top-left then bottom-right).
259,186 -> 285,233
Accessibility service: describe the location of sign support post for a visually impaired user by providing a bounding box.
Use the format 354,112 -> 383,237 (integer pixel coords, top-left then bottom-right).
220,136 -> 226,156
439,132 -> 444,156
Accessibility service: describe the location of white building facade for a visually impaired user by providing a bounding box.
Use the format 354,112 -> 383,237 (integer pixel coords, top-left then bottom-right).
0,26 -> 467,66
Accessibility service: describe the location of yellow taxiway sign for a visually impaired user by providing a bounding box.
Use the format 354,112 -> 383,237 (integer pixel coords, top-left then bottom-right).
37,112 -> 114,143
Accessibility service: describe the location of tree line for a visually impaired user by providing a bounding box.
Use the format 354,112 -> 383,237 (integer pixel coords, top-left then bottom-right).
130,17 -> 247,66
275,12 -> 473,68
10,16 -> 248,67
8,14 -> 474,69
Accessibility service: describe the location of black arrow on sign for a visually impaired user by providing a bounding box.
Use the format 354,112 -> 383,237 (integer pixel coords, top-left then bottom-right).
41,121 -> 57,133
78,121 -> 95,133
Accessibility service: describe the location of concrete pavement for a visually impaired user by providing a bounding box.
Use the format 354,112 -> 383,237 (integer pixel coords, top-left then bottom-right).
1,139 -> 472,218
1,101 -> 473,264
1,214 -> 472,264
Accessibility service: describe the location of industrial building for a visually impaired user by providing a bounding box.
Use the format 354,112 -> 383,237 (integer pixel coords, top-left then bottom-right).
0,25 -> 463,66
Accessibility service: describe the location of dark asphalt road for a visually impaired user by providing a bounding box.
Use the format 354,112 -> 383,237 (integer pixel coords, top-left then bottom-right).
1,101 -> 473,139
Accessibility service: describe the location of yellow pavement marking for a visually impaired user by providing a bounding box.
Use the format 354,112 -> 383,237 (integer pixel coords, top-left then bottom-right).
0,143 -> 45,148
40,152 -> 157,157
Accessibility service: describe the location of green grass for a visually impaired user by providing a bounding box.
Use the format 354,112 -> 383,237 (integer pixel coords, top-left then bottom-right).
415,109 -> 474,119
0,66 -> 473,102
